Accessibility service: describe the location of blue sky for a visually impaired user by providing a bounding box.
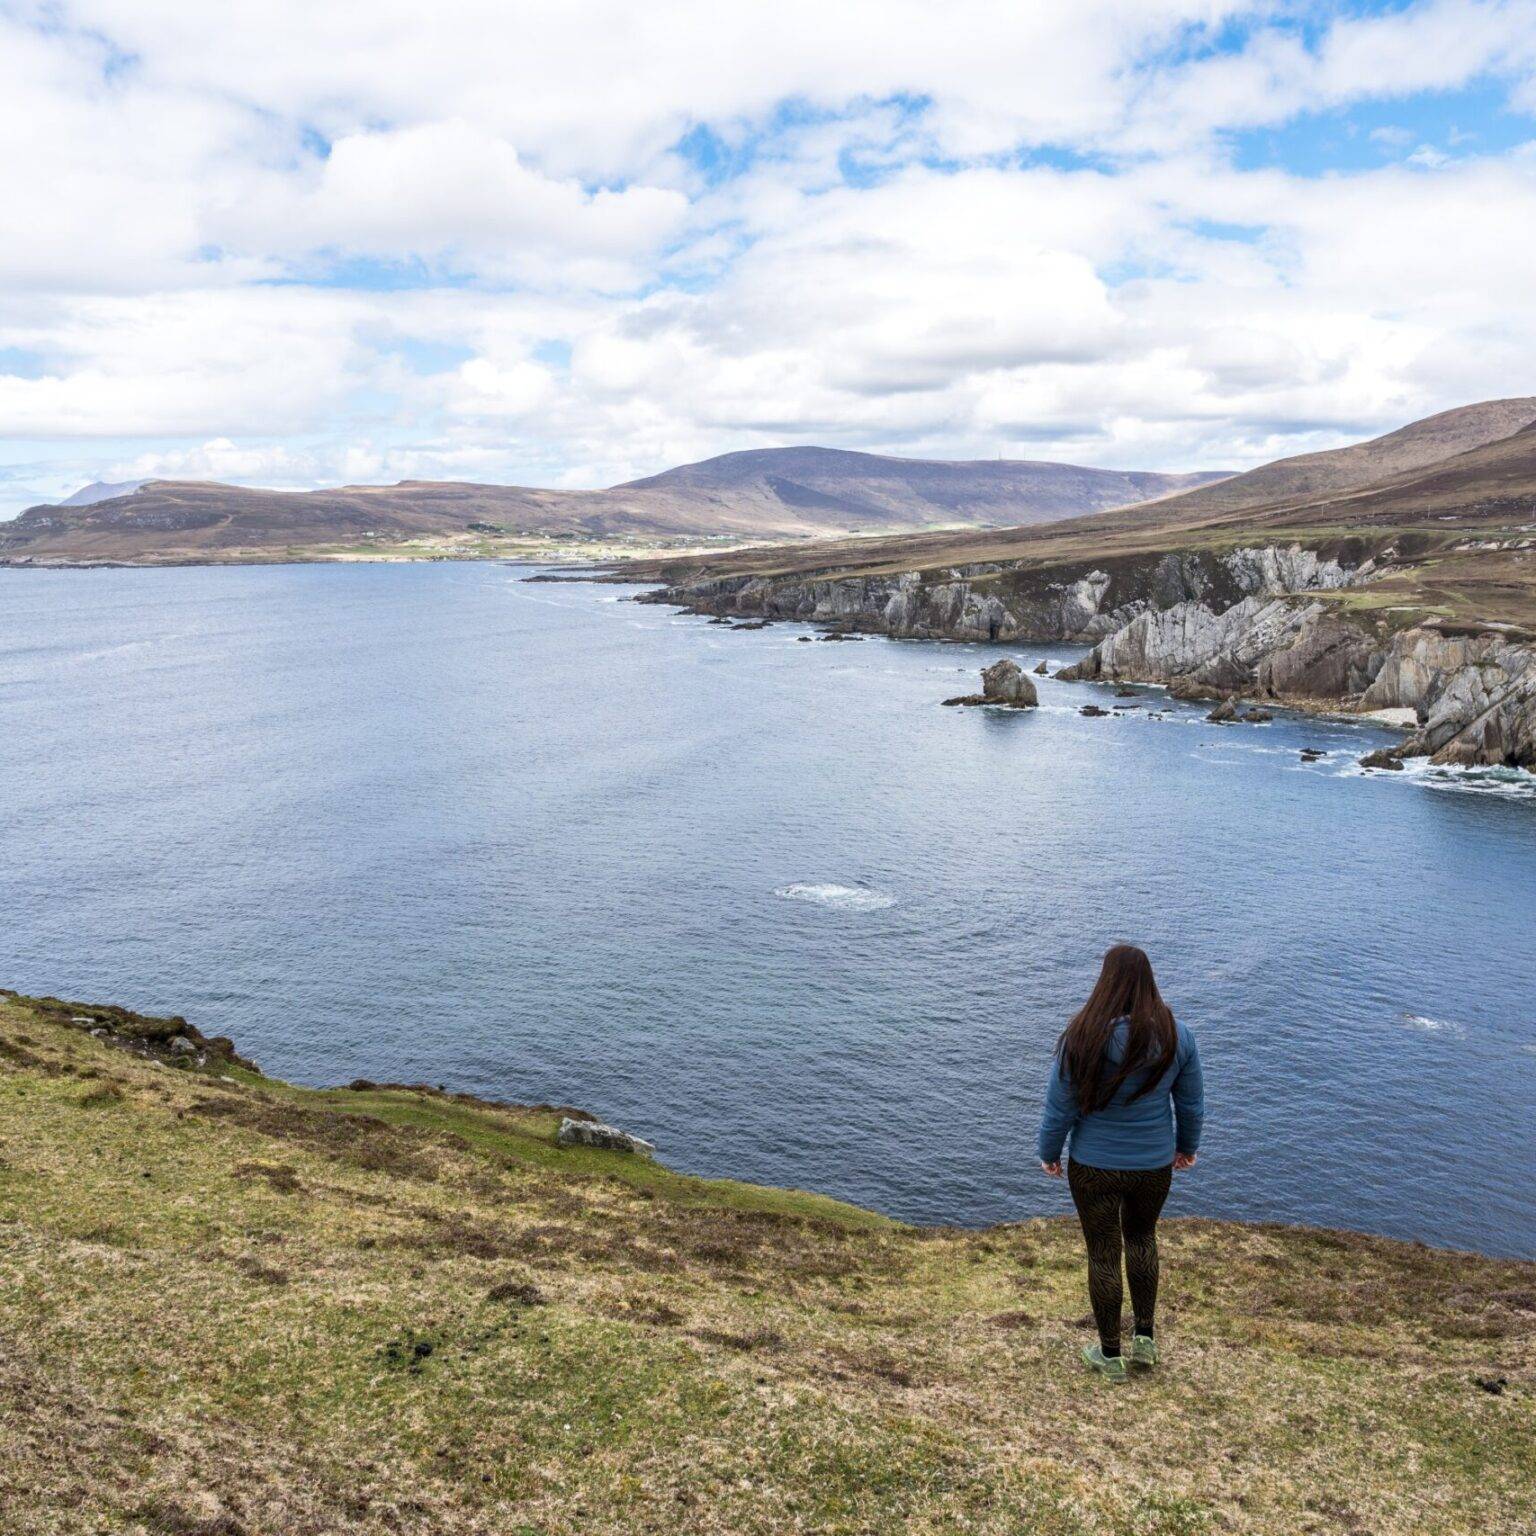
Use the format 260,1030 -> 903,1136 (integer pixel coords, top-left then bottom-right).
2,0 -> 1535,516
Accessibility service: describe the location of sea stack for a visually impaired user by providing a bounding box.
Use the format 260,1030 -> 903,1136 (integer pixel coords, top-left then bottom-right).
981,658 -> 1038,707
942,657 -> 1039,708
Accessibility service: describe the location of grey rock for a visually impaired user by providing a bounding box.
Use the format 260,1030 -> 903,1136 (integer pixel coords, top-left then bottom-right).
980,658 -> 1038,707
1034,660 -> 1050,675
1206,697 -> 1240,722
1360,748 -> 1405,770
656,541 -> 1536,768
557,1117 -> 657,1157
1369,627 -> 1536,768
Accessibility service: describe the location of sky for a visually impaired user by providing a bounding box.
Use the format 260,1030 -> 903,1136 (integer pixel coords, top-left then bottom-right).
2,0 -> 1536,516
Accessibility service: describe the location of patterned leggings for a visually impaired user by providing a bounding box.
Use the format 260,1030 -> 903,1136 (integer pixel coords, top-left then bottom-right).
1067,1160 -> 1173,1353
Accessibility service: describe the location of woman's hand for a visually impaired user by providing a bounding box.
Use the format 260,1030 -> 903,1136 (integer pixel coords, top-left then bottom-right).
1173,1151 -> 1198,1171
1040,1160 -> 1063,1177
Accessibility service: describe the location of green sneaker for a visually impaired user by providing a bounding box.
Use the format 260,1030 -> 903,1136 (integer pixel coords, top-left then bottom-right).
1081,1344 -> 1128,1382
1129,1334 -> 1158,1367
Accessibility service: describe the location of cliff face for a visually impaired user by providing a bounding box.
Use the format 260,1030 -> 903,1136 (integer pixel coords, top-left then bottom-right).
1368,628 -> 1536,766
1059,603 -> 1536,769
652,543 -> 1536,769
650,544 -> 1365,644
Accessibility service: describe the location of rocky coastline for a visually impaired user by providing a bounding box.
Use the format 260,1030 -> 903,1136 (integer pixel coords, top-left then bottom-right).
643,542 -> 1536,770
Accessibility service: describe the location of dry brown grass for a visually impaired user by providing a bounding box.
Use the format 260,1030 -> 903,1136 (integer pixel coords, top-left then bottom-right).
2,991 -> 1533,1535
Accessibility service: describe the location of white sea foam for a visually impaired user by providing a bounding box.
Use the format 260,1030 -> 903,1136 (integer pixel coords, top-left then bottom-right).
1401,1012 -> 1467,1038
774,882 -> 897,912
62,634 -> 183,665
1416,764 -> 1536,800
1340,757 -> 1536,799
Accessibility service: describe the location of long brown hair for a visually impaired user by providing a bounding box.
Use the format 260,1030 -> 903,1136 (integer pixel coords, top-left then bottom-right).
1057,945 -> 1177,1112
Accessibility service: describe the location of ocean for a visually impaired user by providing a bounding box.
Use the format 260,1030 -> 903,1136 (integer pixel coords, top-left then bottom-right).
3,561 -> 1533,1256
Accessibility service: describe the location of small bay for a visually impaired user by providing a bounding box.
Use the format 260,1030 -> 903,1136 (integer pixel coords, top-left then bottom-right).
3,561 -> 1533,1256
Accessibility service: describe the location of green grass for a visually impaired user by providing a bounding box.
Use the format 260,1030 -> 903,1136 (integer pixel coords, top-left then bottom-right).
2,990 -> 1533,1535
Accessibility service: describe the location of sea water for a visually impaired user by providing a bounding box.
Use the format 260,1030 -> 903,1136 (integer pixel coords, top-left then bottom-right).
3,562 -> 1533,1255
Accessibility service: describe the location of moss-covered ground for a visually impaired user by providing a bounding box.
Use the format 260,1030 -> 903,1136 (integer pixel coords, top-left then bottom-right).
2,991 -> 1532,1535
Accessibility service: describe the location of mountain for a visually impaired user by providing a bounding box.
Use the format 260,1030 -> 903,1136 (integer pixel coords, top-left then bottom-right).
614,445 -> 1224,525
56,478 -> 147,507
1122,395 -> 1536,525
0,449 -> 1227,565
627,397 -> 1536,607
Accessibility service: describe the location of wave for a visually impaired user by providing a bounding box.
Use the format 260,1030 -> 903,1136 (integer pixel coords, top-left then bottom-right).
774,882 -> 897,912
1337,757 -> 1536,799
1416,764 -> 1536,800
1401,1012 -> 1467,1038
59,635 -> 185,666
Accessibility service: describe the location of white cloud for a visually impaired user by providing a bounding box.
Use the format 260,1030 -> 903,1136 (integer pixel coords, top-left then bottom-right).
3,0 -> 1536,515
214,121 -> 690,288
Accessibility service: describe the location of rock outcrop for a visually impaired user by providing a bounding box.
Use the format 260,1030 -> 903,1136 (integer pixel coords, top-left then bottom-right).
1362,627 -> 1536,767
0,988 -> 259,1072
1061,601 -> 1536,769
557,1117 -> 657,1157
980,658 -> 1038,707
653,538 -> 1536,769
652,544 -> 1370,647
943,657 -> 1038,708
1056,597 -> 1382,703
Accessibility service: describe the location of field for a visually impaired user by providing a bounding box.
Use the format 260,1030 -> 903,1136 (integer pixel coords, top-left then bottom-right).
2,990 -> 1533,1535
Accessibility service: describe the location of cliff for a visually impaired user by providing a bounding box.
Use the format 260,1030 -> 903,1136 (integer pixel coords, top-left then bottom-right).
628,402 -> 1536,769
1056,599 -> 1536,768
2,987 -> 1533,1535
644,542 -> 1536,769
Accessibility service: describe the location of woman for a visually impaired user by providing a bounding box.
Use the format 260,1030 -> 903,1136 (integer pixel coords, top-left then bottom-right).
1037,944 -> 1204,1382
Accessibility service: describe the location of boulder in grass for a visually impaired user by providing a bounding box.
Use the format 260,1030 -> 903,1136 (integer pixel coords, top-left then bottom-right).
557,1117 -> 657,1157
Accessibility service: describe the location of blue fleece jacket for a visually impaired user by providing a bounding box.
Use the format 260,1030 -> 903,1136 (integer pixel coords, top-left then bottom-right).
1036,1018 -> 1204,1169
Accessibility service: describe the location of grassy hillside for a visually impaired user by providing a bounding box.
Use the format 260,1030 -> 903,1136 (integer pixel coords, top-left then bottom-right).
627,414 -> 1536,632
2,988 -> 1533,1535
1117,396 -> 1536,524
0,451 -> 1224,567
